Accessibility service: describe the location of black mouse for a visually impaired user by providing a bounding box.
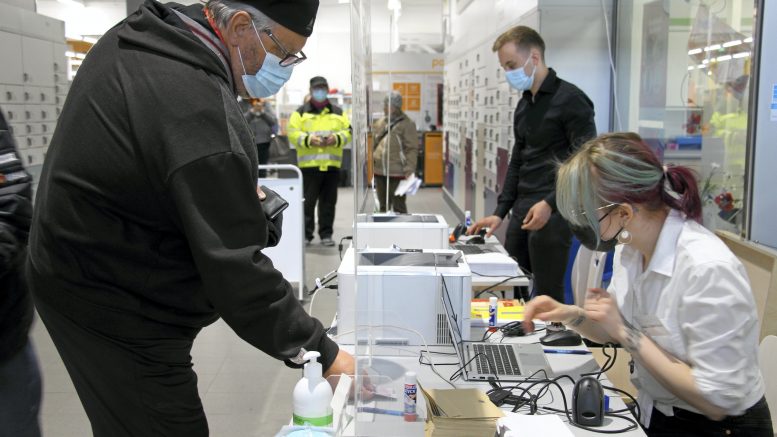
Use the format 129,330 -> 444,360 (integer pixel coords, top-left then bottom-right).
540,329 -> 583,346
466,235 -> 486,245
501,322 -> 525,337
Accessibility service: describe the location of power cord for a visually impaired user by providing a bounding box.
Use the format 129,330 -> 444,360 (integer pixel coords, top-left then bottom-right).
329,324 -> 457,389
338,236 -> 353,260
473,274 -> 533,298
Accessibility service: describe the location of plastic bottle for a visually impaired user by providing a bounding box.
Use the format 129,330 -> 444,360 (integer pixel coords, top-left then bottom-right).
403,371 -> 417,422
292,351 -> 333,428
464,210 -> 472,227
488,297 -> 498,329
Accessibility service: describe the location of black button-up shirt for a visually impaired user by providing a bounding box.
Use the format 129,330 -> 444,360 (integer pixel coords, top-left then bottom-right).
494,68 -> 597,218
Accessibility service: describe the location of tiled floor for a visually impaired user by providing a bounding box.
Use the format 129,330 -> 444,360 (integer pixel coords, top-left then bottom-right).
32,186 -> 457,436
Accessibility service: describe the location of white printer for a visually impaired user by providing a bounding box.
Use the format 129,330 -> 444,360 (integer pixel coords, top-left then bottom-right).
336,248 -> 471,348
354,213 -> 449,249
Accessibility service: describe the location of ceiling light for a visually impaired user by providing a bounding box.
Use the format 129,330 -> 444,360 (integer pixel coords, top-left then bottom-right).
687,65 -> 695,71
697,64 -> 707,69
733,51 -> 751,59
744,37 -> 753,43
688,48 -> 702,55
704,44 -> 722,52
716,54 -> 732,62
722,40 -> 742,48
82,36 -> 98,44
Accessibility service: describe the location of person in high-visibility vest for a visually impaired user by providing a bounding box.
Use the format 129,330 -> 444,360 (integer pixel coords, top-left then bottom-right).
288,76 -> 351,246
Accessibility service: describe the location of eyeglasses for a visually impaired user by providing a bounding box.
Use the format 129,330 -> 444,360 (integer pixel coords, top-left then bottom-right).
575,203 -> 619,222
261,28 -> 307,67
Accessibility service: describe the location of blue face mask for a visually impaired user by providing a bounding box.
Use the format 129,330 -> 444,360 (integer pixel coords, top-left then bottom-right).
504,56 -> 536,91
238,23 -> 293,98
311,89 -> 328,102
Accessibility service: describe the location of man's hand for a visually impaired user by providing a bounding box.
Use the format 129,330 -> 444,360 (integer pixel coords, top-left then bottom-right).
324,349 -> 375,400
522,295 -> 578,333
467,215 -> 502,237
583,288 -> 626,342
256,186 -> 266,200
309,135 -> 323,147
521,200 -> 552,231
325,134 -> 337,146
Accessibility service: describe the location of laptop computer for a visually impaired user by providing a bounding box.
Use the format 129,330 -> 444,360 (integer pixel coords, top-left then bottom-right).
440,276 -> 553,382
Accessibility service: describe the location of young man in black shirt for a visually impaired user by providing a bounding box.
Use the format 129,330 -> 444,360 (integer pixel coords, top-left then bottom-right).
469,26 -> 597,302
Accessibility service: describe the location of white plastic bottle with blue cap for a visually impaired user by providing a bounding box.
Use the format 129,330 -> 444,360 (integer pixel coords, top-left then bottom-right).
292,351 -> 333,428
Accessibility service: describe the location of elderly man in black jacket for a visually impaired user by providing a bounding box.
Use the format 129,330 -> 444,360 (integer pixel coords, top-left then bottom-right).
0,108 -> 39,437
26,0 -> 355,435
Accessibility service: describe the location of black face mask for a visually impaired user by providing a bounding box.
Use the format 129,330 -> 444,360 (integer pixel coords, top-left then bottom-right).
570,225 -> 621,252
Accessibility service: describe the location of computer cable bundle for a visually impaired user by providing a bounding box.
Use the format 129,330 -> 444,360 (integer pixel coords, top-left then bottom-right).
307,270 -> 338,317
479,342 -> 641,434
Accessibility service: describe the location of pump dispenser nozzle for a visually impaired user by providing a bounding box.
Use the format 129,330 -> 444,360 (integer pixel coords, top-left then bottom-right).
303,351 -> 323,381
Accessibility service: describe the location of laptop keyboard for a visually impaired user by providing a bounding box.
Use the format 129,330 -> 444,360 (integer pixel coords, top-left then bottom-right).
473,344 -> 521,376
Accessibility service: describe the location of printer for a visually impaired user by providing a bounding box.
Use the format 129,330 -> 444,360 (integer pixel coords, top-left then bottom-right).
354,213 -> 449,249
336,248 -> 471,348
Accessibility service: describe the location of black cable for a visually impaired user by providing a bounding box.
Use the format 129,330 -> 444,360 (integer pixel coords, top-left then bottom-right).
337,235 -> 353,260
581,342 -> 618,379
528,380 -> 639,434
473,274 -> 533,298
307,273 -> 338,296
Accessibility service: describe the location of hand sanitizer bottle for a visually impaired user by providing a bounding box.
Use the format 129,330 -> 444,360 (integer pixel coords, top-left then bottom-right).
293,351 -> 333,427
465,210 -> 472,227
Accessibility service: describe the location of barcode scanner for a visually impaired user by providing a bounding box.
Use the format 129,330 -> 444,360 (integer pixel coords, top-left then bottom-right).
573,376 -> 604,427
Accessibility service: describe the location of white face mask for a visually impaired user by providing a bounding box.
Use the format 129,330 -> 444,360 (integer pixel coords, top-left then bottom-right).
237,22 -> 294,98
504,56 -> 535,91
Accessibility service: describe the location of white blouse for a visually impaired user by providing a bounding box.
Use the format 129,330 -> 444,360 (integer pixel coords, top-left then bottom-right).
609,209 -> 765,426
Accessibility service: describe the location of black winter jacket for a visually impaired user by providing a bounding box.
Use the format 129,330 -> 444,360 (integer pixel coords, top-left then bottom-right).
0,108 -> 34,362
26,0 -> 337,369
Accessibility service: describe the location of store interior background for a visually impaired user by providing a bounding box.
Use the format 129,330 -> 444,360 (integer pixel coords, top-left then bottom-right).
3,0 -> 773,246
2,0 -> 777,435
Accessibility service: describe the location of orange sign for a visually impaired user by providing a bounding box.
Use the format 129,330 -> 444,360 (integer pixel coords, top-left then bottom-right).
392,82 -> 421,111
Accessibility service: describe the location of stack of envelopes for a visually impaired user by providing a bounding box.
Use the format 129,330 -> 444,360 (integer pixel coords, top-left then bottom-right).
420,386 -> 504,437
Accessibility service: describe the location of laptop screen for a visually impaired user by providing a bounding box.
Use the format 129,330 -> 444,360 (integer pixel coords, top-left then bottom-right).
440,275 -> 465,348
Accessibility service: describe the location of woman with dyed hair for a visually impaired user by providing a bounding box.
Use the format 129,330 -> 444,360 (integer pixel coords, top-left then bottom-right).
523,132 -> 772,436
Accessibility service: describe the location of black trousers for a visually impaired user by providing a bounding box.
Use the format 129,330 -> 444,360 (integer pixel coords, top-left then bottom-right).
646,397 -> 773,437
374,175 -> 407,213
503,198 -> 572,302
256,142 -> 270,178
34,297 -> 208,437
302,167 -> 339,240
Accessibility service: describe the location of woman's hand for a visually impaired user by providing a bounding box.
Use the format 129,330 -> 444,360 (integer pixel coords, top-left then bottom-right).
522,295 -> 580,333
583,288 -> 626,342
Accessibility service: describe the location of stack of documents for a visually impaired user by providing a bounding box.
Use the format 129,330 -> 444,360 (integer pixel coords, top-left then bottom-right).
420,387 -> 503,437
394,173 -> 422,196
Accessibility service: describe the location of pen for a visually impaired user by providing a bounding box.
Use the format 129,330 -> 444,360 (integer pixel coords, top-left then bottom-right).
543,349 -> 592,355
357,407 -> 405,416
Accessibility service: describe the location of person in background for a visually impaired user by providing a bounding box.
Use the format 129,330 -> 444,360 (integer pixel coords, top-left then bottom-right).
524,132 -> 772,436
468,26 -> 597,302
287,76 -> 351,246
372,91 -> 419,213
0,108 -> 39,437
240,97 -> 277,177
26,1 -> 359,435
